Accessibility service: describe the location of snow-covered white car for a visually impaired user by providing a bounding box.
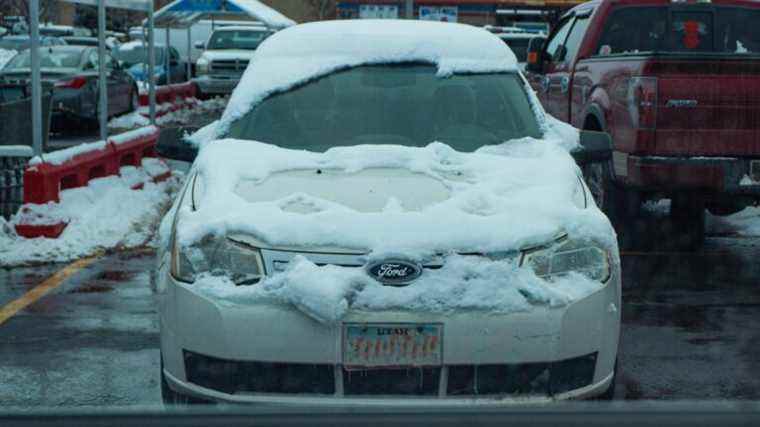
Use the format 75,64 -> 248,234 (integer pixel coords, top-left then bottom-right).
156,20 -> 620,406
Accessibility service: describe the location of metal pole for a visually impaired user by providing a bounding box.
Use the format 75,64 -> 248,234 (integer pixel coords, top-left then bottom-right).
148,4 -> 156,124
98,0 -> 108,141
165,26 -> 171,85
406,0 -> 414,19
186,26 -> 192,80
30,0 -> 42,157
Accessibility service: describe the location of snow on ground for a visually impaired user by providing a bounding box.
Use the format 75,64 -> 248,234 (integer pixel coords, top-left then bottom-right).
0,163 -> 182,267
707,207 -> 760,237
108,96 -> 229,131
0,48 -> 17,70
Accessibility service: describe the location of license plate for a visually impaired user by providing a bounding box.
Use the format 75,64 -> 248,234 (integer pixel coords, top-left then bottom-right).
343,323 -> 442,369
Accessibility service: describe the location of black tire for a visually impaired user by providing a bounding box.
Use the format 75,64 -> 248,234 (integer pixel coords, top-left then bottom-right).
596,359 -> 618,400
160,353 -> 209,405
582,161 -> 640,249
670,195 -> 705,250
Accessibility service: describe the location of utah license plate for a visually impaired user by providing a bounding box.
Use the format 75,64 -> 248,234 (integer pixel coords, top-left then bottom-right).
343,323 -> 442,369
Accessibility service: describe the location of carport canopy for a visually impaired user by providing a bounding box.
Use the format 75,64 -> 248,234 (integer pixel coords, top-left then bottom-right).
151,0 -> 296,29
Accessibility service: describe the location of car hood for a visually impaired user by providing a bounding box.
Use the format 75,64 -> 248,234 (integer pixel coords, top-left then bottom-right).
234,168 -> 451,214
200,49 -> 257,61
172,137 -> 614,255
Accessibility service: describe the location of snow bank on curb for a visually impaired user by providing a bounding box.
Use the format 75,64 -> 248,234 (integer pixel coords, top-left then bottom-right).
707,206 -> 760,237
0,166 -> 182,267
193,255 -> 604,325
108,97 -> 229,131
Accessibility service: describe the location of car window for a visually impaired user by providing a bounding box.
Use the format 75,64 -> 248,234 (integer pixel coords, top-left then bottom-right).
5,48 -> 82,69
545,18 -> 574,62
564,17 -> 591,63
596,6 -> 760,55
228,64 -> 542,152
207,30 -> 267,50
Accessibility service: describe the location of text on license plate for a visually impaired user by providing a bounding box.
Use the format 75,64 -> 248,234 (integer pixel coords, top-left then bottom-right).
343,323 -> 442,369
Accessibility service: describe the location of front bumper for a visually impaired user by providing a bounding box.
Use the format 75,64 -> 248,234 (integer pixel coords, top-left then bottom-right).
618,152 -> 760,196
193,75 -> 240,95
159,258 -> 620,403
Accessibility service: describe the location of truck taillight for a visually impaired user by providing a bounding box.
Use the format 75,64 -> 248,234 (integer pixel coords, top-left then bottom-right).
54,76 -> 88,89
628,77 -> 658,129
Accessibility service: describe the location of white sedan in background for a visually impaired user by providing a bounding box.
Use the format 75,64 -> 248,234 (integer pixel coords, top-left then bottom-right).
156,19 -> 620,406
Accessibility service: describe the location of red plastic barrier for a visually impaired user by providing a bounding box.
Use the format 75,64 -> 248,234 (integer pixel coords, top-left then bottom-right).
16,126 -> 163,239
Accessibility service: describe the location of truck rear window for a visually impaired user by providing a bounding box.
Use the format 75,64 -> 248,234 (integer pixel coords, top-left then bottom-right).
596,6 -> 760,55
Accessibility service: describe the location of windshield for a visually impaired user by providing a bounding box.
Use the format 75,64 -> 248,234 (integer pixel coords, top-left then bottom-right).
3,48 -> 82,70
207,30 -> 267,50
112,45 -> 165,66
228,65 -> 542,152
597,6 -> 760,54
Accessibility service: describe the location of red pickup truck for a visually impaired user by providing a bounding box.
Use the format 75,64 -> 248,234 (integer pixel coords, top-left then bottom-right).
524,0 -> 760,248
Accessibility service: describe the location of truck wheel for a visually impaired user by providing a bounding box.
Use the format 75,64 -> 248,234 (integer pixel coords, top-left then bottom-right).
582,162 -> 640,249
670,195 -> 705,250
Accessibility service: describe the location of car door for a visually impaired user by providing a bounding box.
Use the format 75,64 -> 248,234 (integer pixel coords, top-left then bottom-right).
525,16 -> 575,121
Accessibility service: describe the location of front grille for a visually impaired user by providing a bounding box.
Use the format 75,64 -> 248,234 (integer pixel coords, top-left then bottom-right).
343,367 -> 440,396
183,350 -> 597,398
210,59 -> 249,73
183,351 -> 335,395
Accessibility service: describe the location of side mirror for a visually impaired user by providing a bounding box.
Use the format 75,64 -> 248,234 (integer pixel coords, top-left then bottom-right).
193,41 -> 205,49
157,127 -> 199,163
526,36 -> 547,73
572,131 -> 613,165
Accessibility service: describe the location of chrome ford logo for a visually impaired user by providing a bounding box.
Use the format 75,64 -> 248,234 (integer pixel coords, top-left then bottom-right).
367,259 -> 423,286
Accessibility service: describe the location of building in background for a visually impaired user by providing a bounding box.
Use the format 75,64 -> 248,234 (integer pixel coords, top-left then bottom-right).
336,0 -> 585,28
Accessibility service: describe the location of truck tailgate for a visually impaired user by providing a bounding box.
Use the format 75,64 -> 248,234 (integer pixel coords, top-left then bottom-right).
650,58 -> 760,156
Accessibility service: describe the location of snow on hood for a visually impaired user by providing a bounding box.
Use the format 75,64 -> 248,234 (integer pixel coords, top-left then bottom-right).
200,20 -> 521,140
176,136 -> 612,255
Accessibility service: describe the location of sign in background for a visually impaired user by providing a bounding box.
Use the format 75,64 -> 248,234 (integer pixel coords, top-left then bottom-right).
419,6 -> 458,22
359,4 -> 399,19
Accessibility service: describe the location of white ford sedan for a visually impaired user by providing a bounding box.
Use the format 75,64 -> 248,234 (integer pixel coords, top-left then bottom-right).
156,20 -> 621,405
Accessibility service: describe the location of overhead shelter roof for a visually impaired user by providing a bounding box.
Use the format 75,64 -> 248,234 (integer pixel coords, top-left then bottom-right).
61,0 -> 152,11
151,0 -> 296,29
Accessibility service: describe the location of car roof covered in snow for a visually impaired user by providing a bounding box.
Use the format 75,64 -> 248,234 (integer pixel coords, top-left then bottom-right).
212,25 -> 270,32
216,19 -> 519,136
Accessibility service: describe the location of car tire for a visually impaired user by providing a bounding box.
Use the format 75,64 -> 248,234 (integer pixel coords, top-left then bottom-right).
582,161 -> 640,249
160,353 -> 209,405
670,195 -> 705,250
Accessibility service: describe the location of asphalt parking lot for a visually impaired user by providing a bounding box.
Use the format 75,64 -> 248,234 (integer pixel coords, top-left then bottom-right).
2,220 -> 760,406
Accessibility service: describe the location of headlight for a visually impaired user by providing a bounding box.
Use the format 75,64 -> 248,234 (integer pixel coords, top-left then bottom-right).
196,57 -> 209,75
171,234 -> 264,285
521,236 -> 610,282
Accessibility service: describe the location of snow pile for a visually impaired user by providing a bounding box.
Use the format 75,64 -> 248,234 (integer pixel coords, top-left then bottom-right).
28,140 -> 108,166
0,48 -> 17,70
707,207 -> 760,237
108,97 -> 229,131
0,163 -> 182,267
197,20 -> 520,141
194,255 -> 604,324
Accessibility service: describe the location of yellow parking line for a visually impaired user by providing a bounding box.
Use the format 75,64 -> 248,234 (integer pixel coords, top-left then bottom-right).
0,255 -> 101,326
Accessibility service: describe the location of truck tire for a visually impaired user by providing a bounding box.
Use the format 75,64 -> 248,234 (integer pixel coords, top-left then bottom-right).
582,162 -> 640,249
670,195 -> 705,250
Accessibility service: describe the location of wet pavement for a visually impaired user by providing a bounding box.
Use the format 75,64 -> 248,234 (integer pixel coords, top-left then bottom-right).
2,225 -> 760,406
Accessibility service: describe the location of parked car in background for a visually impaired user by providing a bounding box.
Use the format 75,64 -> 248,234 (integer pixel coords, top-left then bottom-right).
39,24 -> 92,37
194,25 -> 272,97
0,35 -> 67,51
485,26 -> 545,68
0,46 -> 137,130
61,36 -> 119,50
524,0 -> 760,248
112,41 -> 188,85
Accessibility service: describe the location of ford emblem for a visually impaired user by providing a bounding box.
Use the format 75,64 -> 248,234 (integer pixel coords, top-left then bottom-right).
366,259 -> 423,286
